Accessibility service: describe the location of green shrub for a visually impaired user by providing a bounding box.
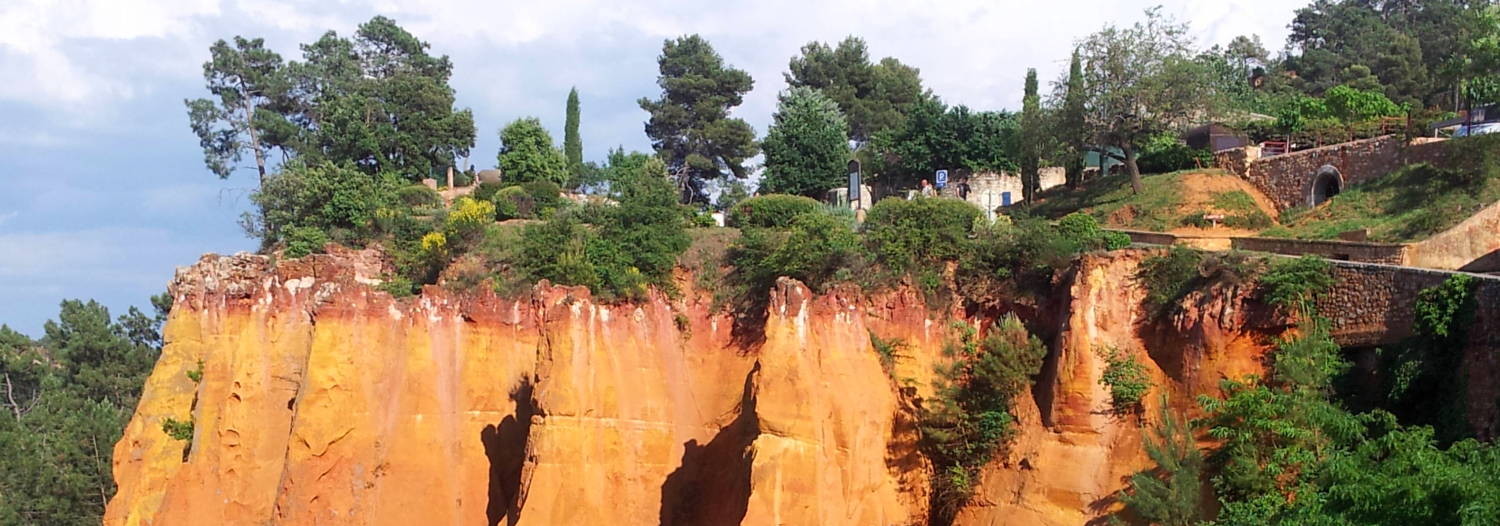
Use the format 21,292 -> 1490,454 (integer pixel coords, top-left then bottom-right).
1058,212 -> 1129,251
1137,133 -> 1212,174
283,226 -> 329,258
1259,255 -> 1333,316
1137,246 -> 1205,312
727,194 -> 823,228
472,181 -> 507,202
162,417 -> 194,441
869,332 -> 906,372
729,211 -> 865,296
248,160 -> 400,249
492,185 -> 533,220
396,184 -> 442,208
444,197 -> 495,246
865,198 -> 981,273
921,315 -> 1048,516
1098,346 -> 1150,414
519,180 -> 563,217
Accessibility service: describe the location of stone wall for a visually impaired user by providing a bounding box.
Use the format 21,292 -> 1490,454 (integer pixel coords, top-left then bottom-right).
1231,237 -> 1409,265
947,167 -> 1065,211
1215,135 -> 1454,211
1320,261 -> 1500,347
1407,197 -> 1500,272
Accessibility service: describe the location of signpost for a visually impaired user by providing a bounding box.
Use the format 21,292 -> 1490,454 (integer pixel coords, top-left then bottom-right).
935,169 -> 948,190
847,160 -> 861,209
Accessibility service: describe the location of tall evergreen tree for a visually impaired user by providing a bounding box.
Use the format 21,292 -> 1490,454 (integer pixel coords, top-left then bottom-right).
1019,68 -> 1043,204
184,37 -> 287,184
638,34 -> 759,204
760,87 -> 851,197
563,87 -> 583,183
785,36 -> 927,143
1058,50 -> 1089,189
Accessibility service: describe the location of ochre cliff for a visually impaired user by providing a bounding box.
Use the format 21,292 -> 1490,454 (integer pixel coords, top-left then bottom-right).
106,248 -> 1283,525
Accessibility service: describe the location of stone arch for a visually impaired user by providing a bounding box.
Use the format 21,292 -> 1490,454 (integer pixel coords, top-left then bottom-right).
1309,165 -> 1343,207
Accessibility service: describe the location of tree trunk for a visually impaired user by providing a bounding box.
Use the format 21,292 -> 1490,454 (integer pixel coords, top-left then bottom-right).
238,79 -> 268,187
1124,142 -> 1142,194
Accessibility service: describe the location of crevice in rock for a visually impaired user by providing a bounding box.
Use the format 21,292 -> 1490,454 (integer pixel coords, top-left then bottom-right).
484,379 -> 535,526
657,362 -> 759,526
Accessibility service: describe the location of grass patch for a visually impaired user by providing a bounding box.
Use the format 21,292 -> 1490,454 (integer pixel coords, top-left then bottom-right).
1266,143 -> 1500,242
1028,171 -> 1192,231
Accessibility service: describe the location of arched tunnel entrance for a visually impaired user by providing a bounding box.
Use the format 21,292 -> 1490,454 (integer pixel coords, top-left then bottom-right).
1310,165 -> 1343,206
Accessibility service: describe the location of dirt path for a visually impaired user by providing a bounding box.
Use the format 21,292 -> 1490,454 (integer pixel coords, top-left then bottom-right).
1165,172 -> 1281,236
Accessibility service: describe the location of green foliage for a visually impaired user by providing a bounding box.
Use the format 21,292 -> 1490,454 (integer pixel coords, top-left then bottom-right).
1136,132 -> 1211,174
396,184 -> 442,208
1119,403 -> 1204,526
491,186 -> 531,221
1019,68 -> 1045,203
1058,50 -> 1089,189
1077,7 -> 1221,192
726,194 -> 823,229
638,34 -> 759,203
564,87 -> 583,182
0,298 -> 165,524
1029,170 -> 1191,232
1098,347 -> 1151,414
1259,255 -> 1333,316
727,210 -> 865,298
1137,246 -> 1205,311
283,226 -> 330,258
869,332 -> 905,372
517,160 -> 689,301
864,198 -> 981,274
1323,85 -> 1403,123
161,417 -> 194,441
1384,275 -> 1478,442
247,160 -> 400,249
190,17 -> 477,183
785,36 -> 927,143
869,98 -> 1020,190
443,197 -> 494,247
498,117 -> 569,185
920,316 -> 1048,518
760,87 -> 851,197
1211,191 -> 1273,229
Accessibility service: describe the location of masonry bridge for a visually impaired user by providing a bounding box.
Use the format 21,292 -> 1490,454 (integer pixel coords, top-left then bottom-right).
1213,134 -> 1454,212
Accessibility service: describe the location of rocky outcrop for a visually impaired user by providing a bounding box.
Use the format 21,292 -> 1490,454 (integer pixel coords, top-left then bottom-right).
107,248 -> 1287,525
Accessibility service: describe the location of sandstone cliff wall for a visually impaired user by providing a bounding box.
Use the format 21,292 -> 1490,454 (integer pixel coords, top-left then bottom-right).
108,249 -> 1289,525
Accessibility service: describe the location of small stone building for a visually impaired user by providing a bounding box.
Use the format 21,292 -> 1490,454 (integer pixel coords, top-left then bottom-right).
944,167 -> 1066,215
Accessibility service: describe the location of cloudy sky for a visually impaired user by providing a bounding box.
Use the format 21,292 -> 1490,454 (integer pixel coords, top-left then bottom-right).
0,0 -> 1307,335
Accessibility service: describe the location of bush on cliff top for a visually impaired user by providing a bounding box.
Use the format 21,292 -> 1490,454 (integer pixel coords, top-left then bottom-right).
726,194 -> 823,228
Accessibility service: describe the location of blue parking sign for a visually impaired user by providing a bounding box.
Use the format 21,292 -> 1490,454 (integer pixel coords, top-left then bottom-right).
935,169 -> 948,189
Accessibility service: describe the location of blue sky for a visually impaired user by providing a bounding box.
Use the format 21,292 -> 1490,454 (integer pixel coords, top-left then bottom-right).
0,0 -> 1304,336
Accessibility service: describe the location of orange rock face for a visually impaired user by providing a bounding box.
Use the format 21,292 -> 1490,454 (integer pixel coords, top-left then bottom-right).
107,249 -> 1277,525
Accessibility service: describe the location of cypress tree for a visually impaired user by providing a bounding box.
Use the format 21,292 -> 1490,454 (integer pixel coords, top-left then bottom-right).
1020,68 -> 1043,204
1060,50 -> 1088,189
564,87 -> 583,181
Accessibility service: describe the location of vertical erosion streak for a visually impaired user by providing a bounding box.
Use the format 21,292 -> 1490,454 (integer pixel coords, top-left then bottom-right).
657,362 -> 760,526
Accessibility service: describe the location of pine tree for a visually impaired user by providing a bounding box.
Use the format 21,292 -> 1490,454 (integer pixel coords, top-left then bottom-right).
1019,68 -> 1043,204
638,35 -> 759,204
564,87 -> 583,183
1119,403 -> 1204,526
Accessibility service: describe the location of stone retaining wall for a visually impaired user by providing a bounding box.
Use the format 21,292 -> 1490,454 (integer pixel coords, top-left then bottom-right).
1319,261 -> 1500,347
1231,237 -> 1409,265
1214,135 -> 1454,211
1407,198 -> 1500,272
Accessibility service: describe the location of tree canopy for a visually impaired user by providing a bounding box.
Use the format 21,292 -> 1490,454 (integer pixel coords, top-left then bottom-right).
785,36 -> 928,143
498,117 -> 569,186
760,87 -> 852,197
638,34 -> 759,205
187,16 -> 476,184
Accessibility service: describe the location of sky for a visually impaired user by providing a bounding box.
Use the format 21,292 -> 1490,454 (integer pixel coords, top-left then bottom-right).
0,0 -> 1307,336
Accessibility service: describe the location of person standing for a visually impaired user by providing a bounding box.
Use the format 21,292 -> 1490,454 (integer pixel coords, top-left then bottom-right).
957,178 -> 971,200
920,179 -> 935,198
